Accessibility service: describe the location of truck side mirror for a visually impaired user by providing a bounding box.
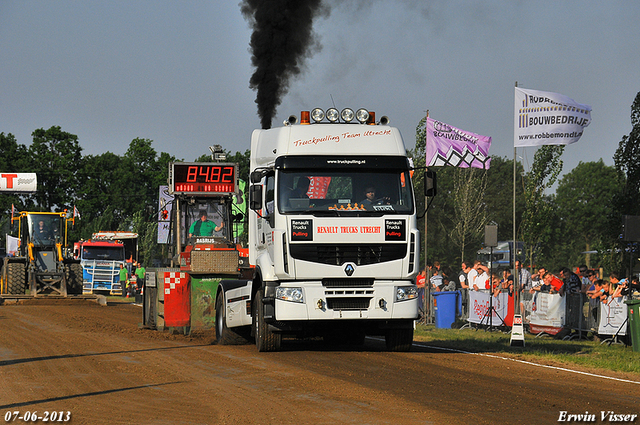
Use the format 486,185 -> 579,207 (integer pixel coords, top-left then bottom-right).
249,185 -> 262,210
425,171 -> 437,197
251,169 -> 271,184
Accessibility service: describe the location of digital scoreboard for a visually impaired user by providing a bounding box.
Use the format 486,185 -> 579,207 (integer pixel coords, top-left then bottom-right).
169,162 -> 238,195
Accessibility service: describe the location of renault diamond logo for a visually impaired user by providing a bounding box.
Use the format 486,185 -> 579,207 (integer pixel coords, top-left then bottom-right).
344,263 -> 355,276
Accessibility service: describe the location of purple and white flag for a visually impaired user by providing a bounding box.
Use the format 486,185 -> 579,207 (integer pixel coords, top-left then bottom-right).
426,117 -> 491,169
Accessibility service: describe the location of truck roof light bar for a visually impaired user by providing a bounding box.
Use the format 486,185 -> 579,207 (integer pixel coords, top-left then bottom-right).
295,107 -> 379,124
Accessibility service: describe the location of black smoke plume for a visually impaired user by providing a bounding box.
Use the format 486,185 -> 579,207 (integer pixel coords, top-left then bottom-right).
241,0 -> 328,129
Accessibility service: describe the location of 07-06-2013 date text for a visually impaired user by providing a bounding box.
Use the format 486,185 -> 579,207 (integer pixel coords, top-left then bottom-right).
4,411 -> 71,422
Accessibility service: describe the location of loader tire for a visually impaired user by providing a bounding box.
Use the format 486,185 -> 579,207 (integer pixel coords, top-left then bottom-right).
65,263 -> 83,295
7,263 -> 27,295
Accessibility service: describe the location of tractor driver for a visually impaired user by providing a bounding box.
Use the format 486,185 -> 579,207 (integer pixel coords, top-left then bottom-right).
35,219 -> 53,243
188,210 -> 224,237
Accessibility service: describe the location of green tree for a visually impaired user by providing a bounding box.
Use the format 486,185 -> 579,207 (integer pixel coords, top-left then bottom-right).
75,152 -> 128,237
520,145 -> 564,268
28,126 -> 83,211
119,210 -> 158,267
554,160 -> 622,268
613,91 -> 640,216
0,132 -> 31,245
449,167 -> 487,263
484,156 -> 525,242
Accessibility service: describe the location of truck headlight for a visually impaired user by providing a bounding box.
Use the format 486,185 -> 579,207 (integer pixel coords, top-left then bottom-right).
276,287 -> 304,303
326,108 -> 339,122
311,108 -> 324,122
395,286 -> 418,302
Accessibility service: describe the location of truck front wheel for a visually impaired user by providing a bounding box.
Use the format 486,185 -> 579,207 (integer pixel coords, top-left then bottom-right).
252,289 -> 281,352
385,328 -> 413,352
215,291 -> 249,345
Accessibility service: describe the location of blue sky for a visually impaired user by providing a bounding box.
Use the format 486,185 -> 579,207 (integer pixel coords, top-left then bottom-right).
1,1 -> 639,180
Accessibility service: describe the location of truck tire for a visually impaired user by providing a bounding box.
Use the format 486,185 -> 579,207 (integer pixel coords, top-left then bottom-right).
7,263 -> 27,295
385,328 -> 413,352
215,291 -> 250,345
252,289 -> 281,352
65,263 -> 83,295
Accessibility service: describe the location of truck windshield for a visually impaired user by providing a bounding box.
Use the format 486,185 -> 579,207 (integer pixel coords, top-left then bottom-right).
82,247 -> 125,261
277,170 -> 414,214
183,200 -> 230,242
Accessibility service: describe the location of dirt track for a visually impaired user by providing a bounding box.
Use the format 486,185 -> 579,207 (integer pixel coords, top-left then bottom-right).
0,300 -> 638,425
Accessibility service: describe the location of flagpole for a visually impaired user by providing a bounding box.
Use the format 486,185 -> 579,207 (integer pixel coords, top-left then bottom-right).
513,82 -> 519,314
424,109 -> 429,323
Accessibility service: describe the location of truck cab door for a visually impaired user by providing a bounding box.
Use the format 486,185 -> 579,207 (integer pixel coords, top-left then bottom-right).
250,172 -> 276,266
262,174 -> 276,261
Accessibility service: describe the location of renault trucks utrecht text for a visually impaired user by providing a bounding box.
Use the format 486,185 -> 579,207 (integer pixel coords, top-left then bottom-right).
216,107 -> 420,352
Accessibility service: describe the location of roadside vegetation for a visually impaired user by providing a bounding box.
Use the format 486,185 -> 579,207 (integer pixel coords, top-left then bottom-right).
414,323 -> 640,376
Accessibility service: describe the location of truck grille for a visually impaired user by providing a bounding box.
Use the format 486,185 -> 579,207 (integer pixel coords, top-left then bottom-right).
289,244 -> 406,266
322,278 -> 373,288
326,297 -> 372,310
191,250 -> 238,274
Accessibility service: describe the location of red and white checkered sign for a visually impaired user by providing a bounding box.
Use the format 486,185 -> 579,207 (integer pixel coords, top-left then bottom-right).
164,272 -> 188,294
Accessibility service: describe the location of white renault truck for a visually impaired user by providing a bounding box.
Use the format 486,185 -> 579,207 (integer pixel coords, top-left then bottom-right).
216,107 -> 420,351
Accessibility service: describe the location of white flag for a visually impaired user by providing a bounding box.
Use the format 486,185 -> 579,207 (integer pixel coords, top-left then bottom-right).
514,87 -> 591,147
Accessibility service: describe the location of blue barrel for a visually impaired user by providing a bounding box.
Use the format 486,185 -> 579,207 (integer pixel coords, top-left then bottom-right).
433,291 -> 458,329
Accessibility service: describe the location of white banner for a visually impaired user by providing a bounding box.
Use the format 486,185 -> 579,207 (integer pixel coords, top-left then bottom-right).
5,234 -> 20,256
0,173 -> 37,192
468,291 -> 509,325
514,87 -> 591,147
598,297 -> 628,336
529,292 -> 565,328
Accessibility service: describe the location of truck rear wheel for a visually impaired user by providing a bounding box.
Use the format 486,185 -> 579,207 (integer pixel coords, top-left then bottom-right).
252,289 -> 281,352
7,262 -> 27,295
215,291 -> 250,345
65,263 -> 83,295
385,328 -> 413,352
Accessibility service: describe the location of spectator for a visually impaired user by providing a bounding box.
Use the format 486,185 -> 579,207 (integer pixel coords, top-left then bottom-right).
416,268 -> 427,316
500,268 -> 514,295
430,263 -> 444,292
515,260 -> 532,291
491,271 -> 506,297
467,261 -> 479,290
441,265 -> 457,291
625,276 -> 640,299
577,265 -> 591,292
608,273 -> 628,302
473,262 -> 490,292
532,272 -> 563,295
459,261 -> 472,317
587,279 -> 609,303
546,272 -> 564,295
531,266 -> 547,287
559,267 -> 581,294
